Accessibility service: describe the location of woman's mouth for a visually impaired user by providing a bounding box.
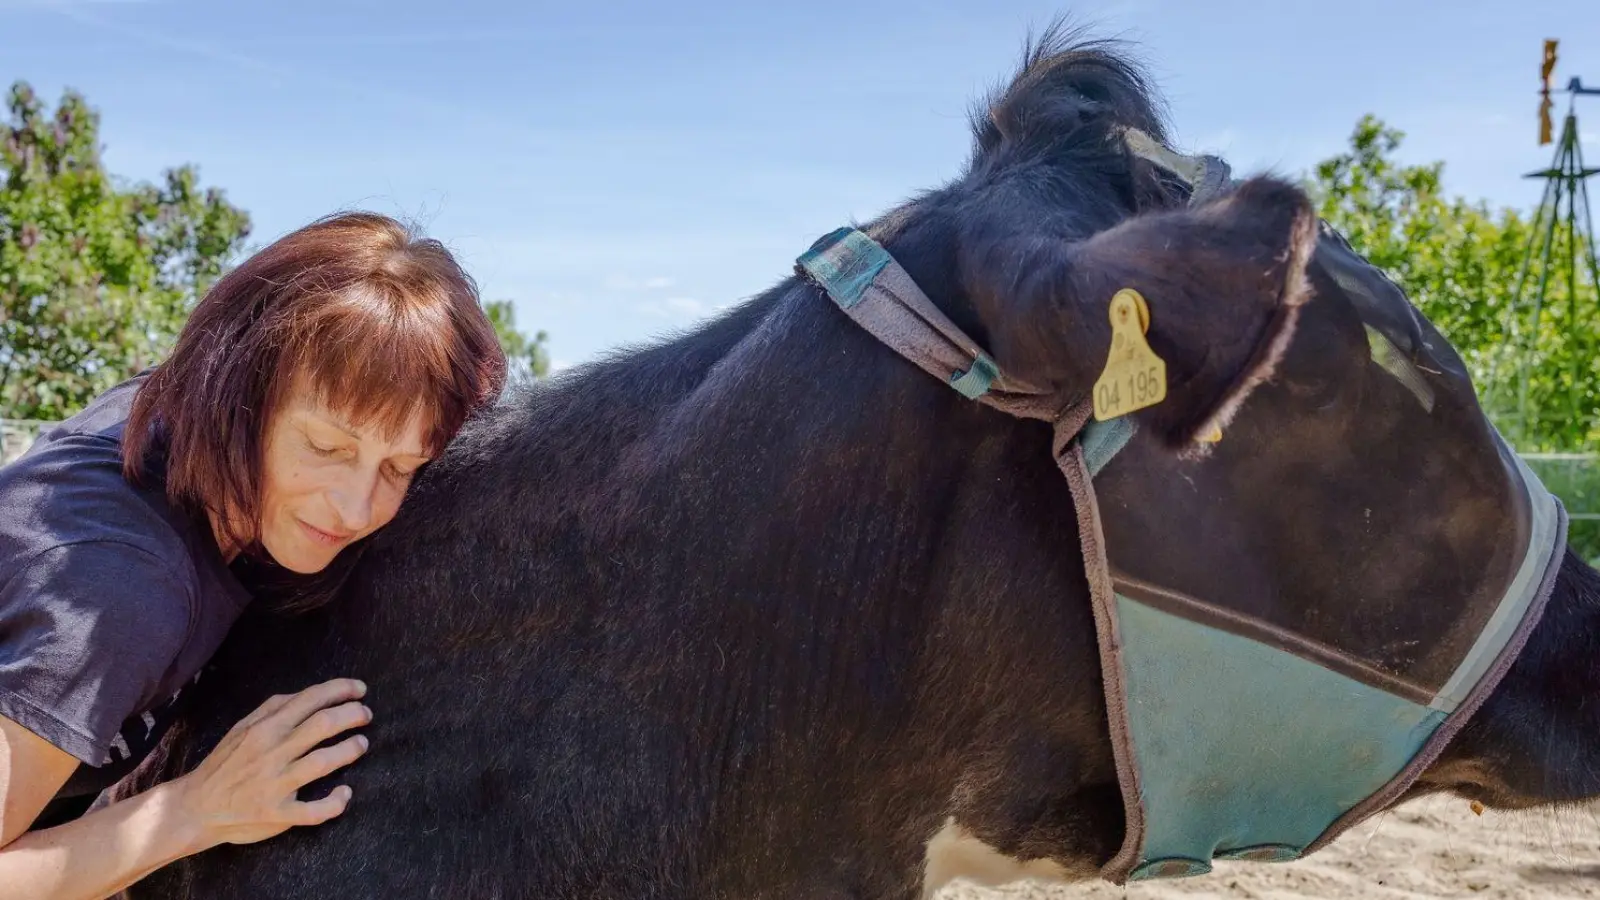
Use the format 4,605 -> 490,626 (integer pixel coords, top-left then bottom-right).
299,519 -> 353,546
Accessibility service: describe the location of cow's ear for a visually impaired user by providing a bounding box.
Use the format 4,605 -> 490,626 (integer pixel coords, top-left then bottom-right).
980,176 -> 1317,450
1076,176 -> 1317,449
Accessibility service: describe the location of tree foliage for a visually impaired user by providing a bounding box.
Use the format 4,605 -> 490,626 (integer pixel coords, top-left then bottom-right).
1305,114 -> 1599,452
484,299 -> 550,384
1,80 -> 252,420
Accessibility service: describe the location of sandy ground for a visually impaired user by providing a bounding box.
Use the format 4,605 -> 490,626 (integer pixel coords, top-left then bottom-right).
934,795 -> 1600,899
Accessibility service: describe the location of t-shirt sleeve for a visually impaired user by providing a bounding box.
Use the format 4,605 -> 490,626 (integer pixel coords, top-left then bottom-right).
0,540 -> 194,766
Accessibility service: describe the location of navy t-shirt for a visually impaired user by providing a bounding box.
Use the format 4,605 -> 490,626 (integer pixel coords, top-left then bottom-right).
0,373 -> 253,816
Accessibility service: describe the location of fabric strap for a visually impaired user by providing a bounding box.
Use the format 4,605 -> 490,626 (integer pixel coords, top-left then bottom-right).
795,227 -> 1064,419
793,225 -> 1144,883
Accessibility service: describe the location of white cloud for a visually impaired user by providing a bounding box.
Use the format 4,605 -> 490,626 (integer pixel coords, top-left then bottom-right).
638,296 -> 722,319
498,289 -> 583,311
41,2 -> 558,150
666,297 -> 708,315
603,274 -> 675,291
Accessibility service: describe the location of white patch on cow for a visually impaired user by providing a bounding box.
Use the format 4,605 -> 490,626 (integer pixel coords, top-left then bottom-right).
920,817 -> 1078,898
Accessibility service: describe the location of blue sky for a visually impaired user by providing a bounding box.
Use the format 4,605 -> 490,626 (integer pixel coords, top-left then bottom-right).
2,0 -> 1597,369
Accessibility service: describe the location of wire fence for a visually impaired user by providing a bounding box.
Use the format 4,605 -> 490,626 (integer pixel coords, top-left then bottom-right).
1520,454 -> 1600,564
1522,454 -> 1600,520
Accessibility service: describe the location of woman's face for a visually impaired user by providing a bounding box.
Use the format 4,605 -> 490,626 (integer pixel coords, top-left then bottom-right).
254,381 -> 433,573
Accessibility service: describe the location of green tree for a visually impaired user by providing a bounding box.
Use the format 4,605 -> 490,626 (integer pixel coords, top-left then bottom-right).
484,298 -> 550,384
1,80 -> 252,420
1305,114 -> 1598,451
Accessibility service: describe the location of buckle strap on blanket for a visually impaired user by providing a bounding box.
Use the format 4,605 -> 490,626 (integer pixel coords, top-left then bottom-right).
795,226 -> 1061,416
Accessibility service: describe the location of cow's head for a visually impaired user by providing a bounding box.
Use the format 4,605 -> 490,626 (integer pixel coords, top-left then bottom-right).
1085,206 -> 1584,808
862,29 -> 1593,875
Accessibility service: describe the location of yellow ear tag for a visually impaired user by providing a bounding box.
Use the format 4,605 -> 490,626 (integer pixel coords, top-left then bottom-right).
1092,288 -> 1167,421
1198,424 -> 1223,443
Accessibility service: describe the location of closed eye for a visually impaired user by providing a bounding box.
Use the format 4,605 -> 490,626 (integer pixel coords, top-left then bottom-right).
384,457 -> 430,482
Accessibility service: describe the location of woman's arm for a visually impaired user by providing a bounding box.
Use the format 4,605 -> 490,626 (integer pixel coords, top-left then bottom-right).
0,678 -> 371,900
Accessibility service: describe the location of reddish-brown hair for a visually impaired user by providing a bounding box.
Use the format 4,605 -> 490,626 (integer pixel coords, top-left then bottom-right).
124,210 -> 507,557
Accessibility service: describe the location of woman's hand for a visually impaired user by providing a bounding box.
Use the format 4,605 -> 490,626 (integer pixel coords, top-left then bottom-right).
172,677 -> 372,849
0,677 -> 372,900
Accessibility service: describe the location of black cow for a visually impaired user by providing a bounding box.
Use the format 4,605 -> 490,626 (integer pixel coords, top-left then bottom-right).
116,22 -> 1600,900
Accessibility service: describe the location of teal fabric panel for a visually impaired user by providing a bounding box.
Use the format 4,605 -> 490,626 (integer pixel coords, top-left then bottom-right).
795,227 -> 891,309
1079,417 -> 1137,477
949,353 -> 998,399
1114,593 -> 1448,878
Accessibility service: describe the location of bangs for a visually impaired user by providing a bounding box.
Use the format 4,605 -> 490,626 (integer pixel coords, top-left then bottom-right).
274,282 -> 476,456
123,208 -> 507,588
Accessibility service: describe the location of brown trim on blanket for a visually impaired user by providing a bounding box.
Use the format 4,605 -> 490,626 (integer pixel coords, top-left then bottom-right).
1109,572 -> 1438,708
1056,418 -> 1148,886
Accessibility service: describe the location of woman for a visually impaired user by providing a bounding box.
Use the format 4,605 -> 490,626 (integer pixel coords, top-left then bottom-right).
0,211 -> 507,898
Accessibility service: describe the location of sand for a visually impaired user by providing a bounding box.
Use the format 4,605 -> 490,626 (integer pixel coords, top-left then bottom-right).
934,795 -> 1600,899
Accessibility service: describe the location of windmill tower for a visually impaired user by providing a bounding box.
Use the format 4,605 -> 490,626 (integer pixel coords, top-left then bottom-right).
1483,39 -> 1600,448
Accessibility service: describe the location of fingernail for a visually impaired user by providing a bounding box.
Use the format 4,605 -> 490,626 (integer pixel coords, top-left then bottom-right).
354,680 -> 367,696
357,735 -> 369,751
